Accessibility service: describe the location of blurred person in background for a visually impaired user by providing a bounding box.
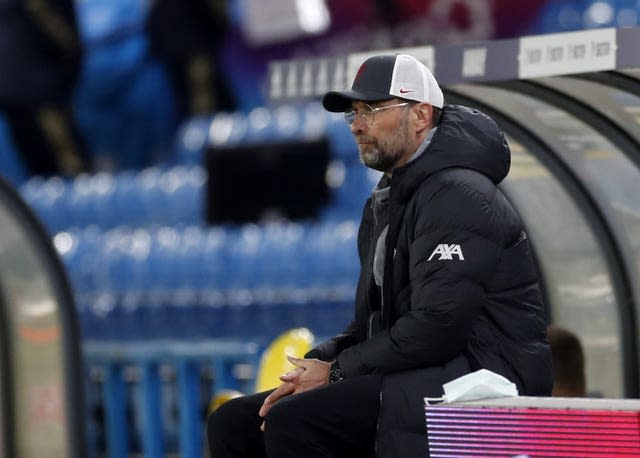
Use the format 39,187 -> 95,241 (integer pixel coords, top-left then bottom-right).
207,53 -> 552,457
147,0 -> 236,118
0,0 -> 91,176
547,324 -> 587,397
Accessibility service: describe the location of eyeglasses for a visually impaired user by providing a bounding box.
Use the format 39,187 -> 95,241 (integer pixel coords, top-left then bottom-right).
344,102 -> 410,126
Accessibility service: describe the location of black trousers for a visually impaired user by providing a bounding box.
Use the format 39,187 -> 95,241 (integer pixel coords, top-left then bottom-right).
207,374 -> 383,458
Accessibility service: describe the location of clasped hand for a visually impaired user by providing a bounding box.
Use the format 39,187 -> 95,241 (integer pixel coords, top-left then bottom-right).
258,355 -> 331,431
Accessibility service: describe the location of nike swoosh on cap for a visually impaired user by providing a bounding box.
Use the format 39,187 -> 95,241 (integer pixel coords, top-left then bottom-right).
399,88 -> 414,93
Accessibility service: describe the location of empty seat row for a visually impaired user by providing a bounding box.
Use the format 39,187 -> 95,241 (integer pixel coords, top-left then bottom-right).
21,162 -> 380,232
57,222 -> 358,340
78,291 -> 353,341
20,166 -> 206,233
172,102 -> 356,165
57,222 -> 359,296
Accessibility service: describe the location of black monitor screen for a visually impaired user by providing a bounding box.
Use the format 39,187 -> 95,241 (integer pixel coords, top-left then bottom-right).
206,139 -> 330,224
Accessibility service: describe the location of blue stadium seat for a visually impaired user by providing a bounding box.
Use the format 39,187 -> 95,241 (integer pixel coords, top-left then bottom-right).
20,176 -> 69,233
208,112 -> 250,148
172,116 -> 212,165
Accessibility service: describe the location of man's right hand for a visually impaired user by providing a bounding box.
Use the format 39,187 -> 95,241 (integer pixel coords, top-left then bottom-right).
258,365 -> 305,431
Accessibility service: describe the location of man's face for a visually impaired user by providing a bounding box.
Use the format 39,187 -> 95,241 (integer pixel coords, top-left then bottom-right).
348,100 -> 413,173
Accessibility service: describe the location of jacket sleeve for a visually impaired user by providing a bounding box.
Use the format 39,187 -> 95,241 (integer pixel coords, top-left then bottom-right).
337,175 -> 503,377
305,197 -> 374,362
304,320 -> 360,361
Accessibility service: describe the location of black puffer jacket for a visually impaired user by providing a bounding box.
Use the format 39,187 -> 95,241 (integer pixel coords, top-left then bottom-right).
307,105 -> 553,457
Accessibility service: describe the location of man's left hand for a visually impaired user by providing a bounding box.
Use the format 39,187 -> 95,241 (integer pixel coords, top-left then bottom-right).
282,355 -> 331,390
258,355 -> 331,430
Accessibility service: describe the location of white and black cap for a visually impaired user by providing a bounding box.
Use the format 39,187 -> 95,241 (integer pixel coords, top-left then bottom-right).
323,54 -> 444,113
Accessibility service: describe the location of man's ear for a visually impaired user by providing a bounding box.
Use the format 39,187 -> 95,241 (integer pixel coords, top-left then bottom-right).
414,103 -> 433,131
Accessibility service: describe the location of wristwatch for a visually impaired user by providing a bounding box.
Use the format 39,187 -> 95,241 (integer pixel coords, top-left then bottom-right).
329,360 -> 345,384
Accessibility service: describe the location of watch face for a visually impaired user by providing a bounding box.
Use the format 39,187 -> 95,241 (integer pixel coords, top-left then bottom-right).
329,366 -> 344,384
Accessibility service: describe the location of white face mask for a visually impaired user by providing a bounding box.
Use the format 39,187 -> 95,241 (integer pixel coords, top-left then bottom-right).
424,369 -> 519,405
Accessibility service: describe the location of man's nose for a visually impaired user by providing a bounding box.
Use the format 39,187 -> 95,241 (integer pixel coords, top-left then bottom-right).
350,116 -> 365,134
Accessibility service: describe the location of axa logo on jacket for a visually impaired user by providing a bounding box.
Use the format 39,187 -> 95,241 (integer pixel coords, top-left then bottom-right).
428,244 -> 465,261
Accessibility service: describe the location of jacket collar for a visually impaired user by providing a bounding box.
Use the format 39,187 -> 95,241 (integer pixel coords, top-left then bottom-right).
388,104 -> 511,204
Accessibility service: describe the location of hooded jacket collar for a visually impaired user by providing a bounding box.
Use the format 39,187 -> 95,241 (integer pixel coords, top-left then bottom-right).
389,105 -> 511,203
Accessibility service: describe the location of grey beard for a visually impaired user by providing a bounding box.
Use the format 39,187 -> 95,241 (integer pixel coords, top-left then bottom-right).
359,148 -> 396,172
356,116 -> 411,172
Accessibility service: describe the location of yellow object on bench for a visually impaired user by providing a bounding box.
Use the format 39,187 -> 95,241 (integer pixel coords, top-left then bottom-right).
255,328 -> 315,392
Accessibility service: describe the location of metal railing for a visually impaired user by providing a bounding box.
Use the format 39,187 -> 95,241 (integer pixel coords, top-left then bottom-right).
83,339 -> 261,458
